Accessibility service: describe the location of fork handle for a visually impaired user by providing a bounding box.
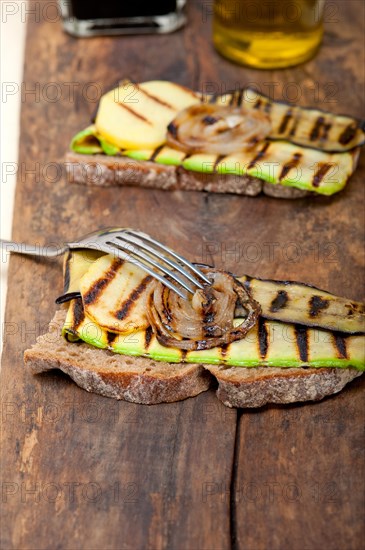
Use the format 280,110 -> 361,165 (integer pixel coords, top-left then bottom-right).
0,239 -> 68,258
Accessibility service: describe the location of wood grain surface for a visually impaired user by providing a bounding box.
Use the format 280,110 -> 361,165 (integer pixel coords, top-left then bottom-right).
1,1 -> 364,549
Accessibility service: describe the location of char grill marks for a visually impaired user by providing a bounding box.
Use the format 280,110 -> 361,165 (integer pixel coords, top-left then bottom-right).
279,152 -> 302,181
309,295 -> 330,317
239,276 -> 365,334
73,298 -> 85,329
80,264 -> 364,339
278,109 -> 293,134
65,293 -> 359,368
203,115 -> 219,125
166,102 -> 271,156
295,325 -> 309,362
107,331 -> 118,346
247,142 -> 270,169
149,144 -> 165,162
144,326 -> 153,350
56,291 -> 82,305
117,102 -> 152,125
270,290 -> 289,312
312,163 -> 332,187
137,86 -> 174,110
258,318 -> 269,359
309,116 -> 332,142
83,258 -> 124,305
333,333 -> 348,359
213,155 -> 225,172
115,276 -> 153,320
210,88 -> 364,151
79,256 -> 154,335
64,298 -> 85,341
347,302 -> 365,316
339,123 -> 357,145
228,89 -> 244,107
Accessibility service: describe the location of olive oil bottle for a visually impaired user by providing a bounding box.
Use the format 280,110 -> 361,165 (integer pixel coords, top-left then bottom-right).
213,0 -> 325,69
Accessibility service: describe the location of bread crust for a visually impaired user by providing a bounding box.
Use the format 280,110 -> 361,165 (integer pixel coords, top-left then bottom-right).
24,310 -> 362,407
24,311 -> 212,405
65,152 -> 309,198
205,365 -> 362,408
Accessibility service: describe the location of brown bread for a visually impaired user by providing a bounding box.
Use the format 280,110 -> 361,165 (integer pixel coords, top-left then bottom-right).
24,310 -> 362,408
65,152 -> 310,198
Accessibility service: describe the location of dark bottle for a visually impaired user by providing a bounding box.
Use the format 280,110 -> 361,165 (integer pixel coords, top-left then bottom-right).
60,0 -> 186,36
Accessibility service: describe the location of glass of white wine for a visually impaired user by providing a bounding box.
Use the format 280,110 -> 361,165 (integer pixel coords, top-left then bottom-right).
213,0 -> 325,69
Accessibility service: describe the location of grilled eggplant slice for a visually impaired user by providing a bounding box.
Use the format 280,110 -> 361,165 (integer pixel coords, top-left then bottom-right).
239,276 -> 365,334
56,249 -> 104,304
211,88 -> 365,153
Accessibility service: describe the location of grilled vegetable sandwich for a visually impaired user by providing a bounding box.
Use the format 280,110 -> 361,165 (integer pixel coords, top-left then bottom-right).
25,248 -> 365,407
66,80 -> 365,198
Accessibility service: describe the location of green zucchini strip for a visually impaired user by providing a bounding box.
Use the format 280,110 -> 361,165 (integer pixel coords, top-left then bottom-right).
70,125 -> 120,156
70,125 -> 358,195
63,298 -> 365,370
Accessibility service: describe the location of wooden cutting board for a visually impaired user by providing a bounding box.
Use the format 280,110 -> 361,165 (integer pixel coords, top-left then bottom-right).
1,1 -> 364,548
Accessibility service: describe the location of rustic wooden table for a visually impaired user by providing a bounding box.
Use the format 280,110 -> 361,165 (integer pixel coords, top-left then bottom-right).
1,1 -> 364,549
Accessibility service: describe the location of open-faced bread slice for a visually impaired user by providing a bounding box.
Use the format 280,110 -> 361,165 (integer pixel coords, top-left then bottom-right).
66,81 -> 364,198
24,310 -> 362,408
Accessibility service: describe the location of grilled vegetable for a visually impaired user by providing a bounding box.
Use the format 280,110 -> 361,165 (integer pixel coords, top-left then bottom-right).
78,254 -> 153,334
148,268 -> 260,351
70,125 -> 120,156
63,297 -> 365,370
59,251 -> 365,370
179,141 -> 357,195
211,88 -> 365,152
70,125 -> 358,195
60,251 -> 365,335
239,276 -> 365,334
69,81 -> 364,196
166,103 -> 271,155
56,249 -> 104,304
95,80 -> 200,150
75,255 -> 261,349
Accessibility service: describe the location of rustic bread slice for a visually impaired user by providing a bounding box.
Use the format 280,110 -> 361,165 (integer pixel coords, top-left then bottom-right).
206,365 -> 362,408
24,310 -> 212,404
24,310 -> 362,407
65,152 -> 309,198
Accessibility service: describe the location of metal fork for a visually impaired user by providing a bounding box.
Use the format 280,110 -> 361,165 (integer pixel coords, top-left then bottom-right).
0,228 -> 210,299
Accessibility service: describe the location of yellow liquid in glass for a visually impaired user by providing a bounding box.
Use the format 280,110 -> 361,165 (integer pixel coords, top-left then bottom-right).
213,0 -> 324,69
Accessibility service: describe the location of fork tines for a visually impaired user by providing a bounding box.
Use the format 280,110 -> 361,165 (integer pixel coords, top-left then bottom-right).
105,229 -> 210,299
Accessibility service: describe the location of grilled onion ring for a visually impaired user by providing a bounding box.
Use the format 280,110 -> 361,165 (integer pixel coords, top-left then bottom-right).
166,104 -> 271,156
148,268 -> 261,351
